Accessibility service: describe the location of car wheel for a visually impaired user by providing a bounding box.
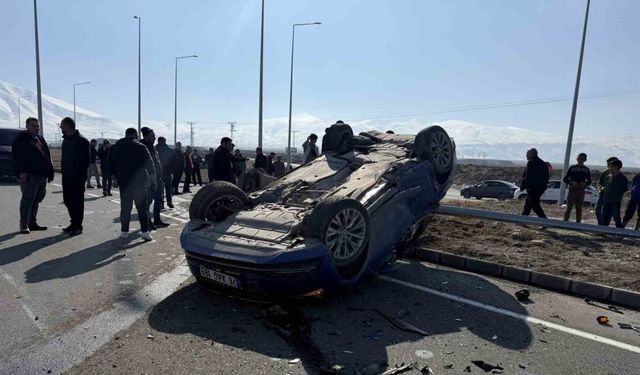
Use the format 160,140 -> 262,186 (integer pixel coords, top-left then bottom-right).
497,194 -> 509,201
306,196 -> 370,269
413,126 -> 454,178
189,181 -> 250,222
462,192 -> 471,199
321,123 -> 354,154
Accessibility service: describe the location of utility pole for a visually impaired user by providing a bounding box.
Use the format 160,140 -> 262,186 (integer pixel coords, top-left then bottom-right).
258,0 -> 264,148
33,0 -> 43,137
134,16 -> 141,134
559,0 -> 591,205
187,121 -> 196,147
228,121 -> 236,140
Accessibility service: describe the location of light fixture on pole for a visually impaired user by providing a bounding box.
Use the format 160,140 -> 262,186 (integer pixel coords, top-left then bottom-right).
133,16 -> 142,134
174,55 -> 198,145
18,95 -> 31,128
287,22 -> 321,166
258,0 -> 265,148
73,81 -> 91,124
558,0 -> 591,205
33,0 -> 43,137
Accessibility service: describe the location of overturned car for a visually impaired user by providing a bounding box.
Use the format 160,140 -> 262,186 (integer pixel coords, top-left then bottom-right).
180,122 -> 456,300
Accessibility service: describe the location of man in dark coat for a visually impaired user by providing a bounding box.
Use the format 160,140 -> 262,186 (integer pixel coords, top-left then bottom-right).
600,159 -> 628,228
60,117 -> 91,235
232,149 -> 247,178
562,152 -> 591,223
267,152 -> 276,176
254,147 -> 268,171
156,137 -> 176,208
11,117 -> 54,234
212,137 -> 235,183
108,128 -> 155,241
172,142 -> 185,195
97,140 -> 112,196
191,148 -> 203,186
520,148 -> 550,218
141,127 -> 169,229
86,139 -> 102,189
183,146 -> 194,193
205,147 -> 215,183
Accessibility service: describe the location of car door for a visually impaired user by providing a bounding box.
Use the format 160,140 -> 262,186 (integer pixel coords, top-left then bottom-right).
476,181 -> 490,198
543,181 -> 561,201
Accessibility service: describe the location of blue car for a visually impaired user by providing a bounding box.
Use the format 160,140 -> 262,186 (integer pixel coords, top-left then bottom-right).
180,122 -> 456,301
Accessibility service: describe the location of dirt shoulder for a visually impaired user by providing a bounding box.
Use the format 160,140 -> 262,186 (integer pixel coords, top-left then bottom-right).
420,197 -> 640,292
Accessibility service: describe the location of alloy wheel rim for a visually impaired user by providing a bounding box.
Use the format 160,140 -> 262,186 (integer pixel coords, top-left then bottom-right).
325,208 -> 366,260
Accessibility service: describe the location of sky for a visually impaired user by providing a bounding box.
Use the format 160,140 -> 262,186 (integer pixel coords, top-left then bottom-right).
1,0 -> 639,144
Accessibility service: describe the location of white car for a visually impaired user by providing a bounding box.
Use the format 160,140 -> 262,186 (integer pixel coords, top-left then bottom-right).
513,180 -> 599,205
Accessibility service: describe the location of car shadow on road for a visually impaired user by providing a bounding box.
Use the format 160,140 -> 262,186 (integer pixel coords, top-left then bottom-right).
23,236 -> 146,283
0,233 -> 70,267
147,261 -> 533,374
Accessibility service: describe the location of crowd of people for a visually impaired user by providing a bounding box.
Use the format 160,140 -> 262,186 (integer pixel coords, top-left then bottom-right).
11,116 -> 324,240
519,148 -> 640,230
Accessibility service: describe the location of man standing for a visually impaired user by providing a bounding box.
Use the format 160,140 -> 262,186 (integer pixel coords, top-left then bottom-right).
274,155 -> 285,177
596,157 -> 619,225
191,149 -> 203,186
562,153 -> 591,223
232,149 -> 247,178
254,147 -> 268,171
86,139 -> 102,189
205,147 -> 215,183
183,146 -> 194,193
60,117 -> 91,236
156,137 -> 176,209
622,172 -> 640,230
600,159 -> 628,228
520,148 -> 550,218
11,117 -> 54,234
302,133 -> 319,164
212,137 -> 236,183
108,128 -> 155,241
267,152 -> 276,176
141,127 -> 170,229
97,140 -> 112,196
172,142 -> 184,195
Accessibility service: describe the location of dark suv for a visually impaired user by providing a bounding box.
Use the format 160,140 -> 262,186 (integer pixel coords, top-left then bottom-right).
0,128 -> 22,178
460,180 -> 518,200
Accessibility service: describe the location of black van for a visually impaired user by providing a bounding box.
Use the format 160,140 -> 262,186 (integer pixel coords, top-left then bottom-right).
0,128 -> 22,178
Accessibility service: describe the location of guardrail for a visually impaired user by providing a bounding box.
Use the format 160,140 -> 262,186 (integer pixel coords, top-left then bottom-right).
436,205 -> 640,239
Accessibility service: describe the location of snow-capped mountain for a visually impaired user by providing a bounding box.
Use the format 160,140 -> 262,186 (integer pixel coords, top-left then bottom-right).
1,79 -> 639,166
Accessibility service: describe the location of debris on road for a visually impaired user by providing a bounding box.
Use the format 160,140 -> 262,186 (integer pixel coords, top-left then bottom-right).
619,323 -> 640,333
471,360 -> 504,373
584,298 -> 624,314
444,363 -> 454,369
518,363 -> 527,369
419,365 -> 434,374
375,309 -> 428,336
381,363 -> 416,375
596,316 -> 610,325
514,289 -> 530,302
146,334 -> 154,340
414,349 -> 434,359
289,358 -> 301,364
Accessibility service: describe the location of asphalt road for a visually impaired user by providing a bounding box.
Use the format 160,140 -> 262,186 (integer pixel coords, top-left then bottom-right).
0,176 -> 639,375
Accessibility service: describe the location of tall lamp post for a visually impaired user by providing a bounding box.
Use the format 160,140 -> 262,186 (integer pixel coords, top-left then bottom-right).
287,22 -> 321,165
73,81 -> 91,124
133,16 -> 142,134
18,95 -> 31,128
174,55 -> 198,145
558,0 -> 591,205
33,0 -> 43,137
258,0 -> 265,148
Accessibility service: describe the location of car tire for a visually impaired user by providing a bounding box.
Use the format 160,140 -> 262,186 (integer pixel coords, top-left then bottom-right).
189,181 -> 250,222
306,196 -> 370,270
497,193 -> 509,201
413,126 -> 455,178
321,123 -> 354,154
462,192 -> 471,199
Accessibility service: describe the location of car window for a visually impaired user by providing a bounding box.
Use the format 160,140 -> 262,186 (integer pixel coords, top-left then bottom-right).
547,181 -> 560,189
0,129 -> 20,145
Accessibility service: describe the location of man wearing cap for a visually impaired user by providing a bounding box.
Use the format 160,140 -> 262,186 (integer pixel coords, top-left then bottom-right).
141,127 -> 170,229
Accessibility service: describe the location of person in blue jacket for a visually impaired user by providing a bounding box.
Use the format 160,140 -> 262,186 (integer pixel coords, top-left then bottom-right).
622,172 -> 640,230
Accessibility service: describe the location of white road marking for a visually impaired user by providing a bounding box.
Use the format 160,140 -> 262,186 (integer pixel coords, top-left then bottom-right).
86,193 -> 101,198
1,272 -> 46,332
50,183 -> 61,187
380,275 -> 640,354
108,199 -> 188,223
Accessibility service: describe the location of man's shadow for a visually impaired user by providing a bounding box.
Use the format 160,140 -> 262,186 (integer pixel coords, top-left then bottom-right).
0,233 -> 70,267
24,235 -> 145,283
147,261 -> 533,374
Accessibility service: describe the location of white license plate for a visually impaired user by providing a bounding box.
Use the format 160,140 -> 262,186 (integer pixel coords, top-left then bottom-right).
199,266 -> 241,289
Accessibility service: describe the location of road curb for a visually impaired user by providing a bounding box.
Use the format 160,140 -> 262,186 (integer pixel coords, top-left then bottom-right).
412,248 -> 640,311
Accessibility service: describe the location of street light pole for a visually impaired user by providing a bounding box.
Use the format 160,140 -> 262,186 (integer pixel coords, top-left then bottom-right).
33,0 -> 43,137
258,0 -> 264,148
173,55 -> 198,145
134,16 -> 141,134
287,22 -> 321,166
559,0 -> 591,205
73,81 -> 91,124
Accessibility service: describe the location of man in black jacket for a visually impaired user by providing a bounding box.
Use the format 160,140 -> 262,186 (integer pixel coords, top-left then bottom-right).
60,117 -> 91,236
191,148 -> 203,186
520,148 -> 550,218
172,142 -> 185,195
205,147 -> 215,183
141,127 -> 169,229
212,137 -> 235,183
254,147 -> 268,171
11,117 -> 54,234
108,128 -> 155,241
97,140 -> 112,196
156,137 -> 176,208
86,139 -> 102,189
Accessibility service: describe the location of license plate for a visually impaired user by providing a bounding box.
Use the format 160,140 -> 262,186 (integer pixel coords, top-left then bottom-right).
199,265 -> 241,289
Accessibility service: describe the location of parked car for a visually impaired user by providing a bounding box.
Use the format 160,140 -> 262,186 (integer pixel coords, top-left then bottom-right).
181,123 -> 456,300
513,180 -> 599,205
0,128 -> 21,178
460,180 -> 518,200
